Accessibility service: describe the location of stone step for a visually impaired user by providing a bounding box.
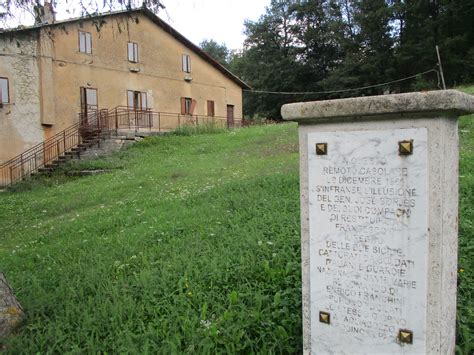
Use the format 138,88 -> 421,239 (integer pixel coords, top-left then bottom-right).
71,146 -> 86,152
64,151 -> 80,158
50,160 -> 65,166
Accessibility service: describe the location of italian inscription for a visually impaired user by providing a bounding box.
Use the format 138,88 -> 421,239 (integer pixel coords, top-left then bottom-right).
308,128 -> 428,354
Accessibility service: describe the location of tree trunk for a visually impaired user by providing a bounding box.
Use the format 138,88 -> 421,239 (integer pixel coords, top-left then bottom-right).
0,272 -> 23,337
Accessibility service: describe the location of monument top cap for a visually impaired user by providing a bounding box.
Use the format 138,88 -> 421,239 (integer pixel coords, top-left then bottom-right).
281,89 -> 474,123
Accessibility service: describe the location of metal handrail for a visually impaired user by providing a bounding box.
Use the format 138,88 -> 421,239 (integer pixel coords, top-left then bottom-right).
0,107 -> 243,186
107,105 -> 241,124
0,110 -> 106,186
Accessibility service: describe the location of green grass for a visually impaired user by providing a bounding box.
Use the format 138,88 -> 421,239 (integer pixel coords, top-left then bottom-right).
0,123 -> 302,353
457,90 -> 474,355
0,86 -> 473,353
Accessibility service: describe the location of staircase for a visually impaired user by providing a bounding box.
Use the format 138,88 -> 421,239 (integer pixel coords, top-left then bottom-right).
0,110 -> 114,187
37,131 -> 103,174
0,106 -> 241,187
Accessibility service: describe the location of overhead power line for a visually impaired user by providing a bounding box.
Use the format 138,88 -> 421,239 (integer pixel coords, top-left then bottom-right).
243,69 -> 439,95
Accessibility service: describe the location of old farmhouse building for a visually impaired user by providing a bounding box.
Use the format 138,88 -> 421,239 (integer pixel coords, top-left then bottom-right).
0,5 -> 249,164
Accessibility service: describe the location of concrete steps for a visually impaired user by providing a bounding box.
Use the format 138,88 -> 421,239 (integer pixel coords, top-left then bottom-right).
34,131 -> 146,176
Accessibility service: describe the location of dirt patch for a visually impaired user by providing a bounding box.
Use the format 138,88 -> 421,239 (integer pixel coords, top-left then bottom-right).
171,171 -> 187,180
66,169 -> 113,176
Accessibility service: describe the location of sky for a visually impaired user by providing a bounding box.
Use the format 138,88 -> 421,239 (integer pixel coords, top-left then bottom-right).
159,0 -> 270,50
3,0 -> 270,50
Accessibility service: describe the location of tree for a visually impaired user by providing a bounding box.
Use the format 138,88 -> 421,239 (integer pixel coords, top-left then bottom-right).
199,39 -> 230,66
230,0 -> 305,119
395,0 -> 474,87
231,0 -> 352,118
0,271 -> 23,337
322,0 -> 396,95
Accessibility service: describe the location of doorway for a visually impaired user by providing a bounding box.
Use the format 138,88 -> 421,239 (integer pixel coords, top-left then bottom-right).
226,105 -> 234,128
80,87 -> 98,122
127,90 -> 149,128
127,90 -> 147,111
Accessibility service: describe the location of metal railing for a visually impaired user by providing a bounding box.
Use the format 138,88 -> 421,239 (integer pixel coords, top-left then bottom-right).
0,110 -> 108,187
108,106 -> 242,132
0,107 -> 242,187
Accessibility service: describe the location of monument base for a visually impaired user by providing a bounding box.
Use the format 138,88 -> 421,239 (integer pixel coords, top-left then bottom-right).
282,90 -> 474,354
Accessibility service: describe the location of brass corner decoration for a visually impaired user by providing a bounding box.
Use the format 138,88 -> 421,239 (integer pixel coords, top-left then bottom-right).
398,329 -> 413,344
319,311 -> 330,324
316,143 -> 328,155
398,140 -> 413,155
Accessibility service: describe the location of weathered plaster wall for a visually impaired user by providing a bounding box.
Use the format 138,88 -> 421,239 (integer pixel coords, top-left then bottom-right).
48,13 -> 243,130
0,12 -> 244,162
0,33 -> 43,163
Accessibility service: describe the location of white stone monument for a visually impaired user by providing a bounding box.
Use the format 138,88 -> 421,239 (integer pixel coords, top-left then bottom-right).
281,90 -> 474,354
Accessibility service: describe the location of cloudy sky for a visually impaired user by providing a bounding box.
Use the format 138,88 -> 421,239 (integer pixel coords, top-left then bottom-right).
3,0 -> 270,49
160,0 -> 270,49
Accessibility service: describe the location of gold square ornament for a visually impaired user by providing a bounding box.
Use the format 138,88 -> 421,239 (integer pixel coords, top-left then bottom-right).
398,329 -> 413,344
316,143 -> 328,155
398,140 -> 413,155
319,311 -> 330,324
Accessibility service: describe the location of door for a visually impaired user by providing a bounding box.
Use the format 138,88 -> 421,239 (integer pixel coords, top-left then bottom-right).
80,87 -> 98,122
226,105 -> 234,128
128,90 -> 147,111
127,90 -> 148,127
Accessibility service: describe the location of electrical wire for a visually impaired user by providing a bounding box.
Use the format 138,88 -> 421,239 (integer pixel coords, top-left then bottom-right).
243,69 -> 439,95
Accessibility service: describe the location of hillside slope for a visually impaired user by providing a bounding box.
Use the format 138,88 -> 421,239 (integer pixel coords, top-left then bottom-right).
0,123 -> 303,353
0,98 -> 473,352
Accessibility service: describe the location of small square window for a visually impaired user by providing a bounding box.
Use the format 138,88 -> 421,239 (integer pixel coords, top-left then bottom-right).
182,54 -> 191,73
0,77 -> 9,104
79,31 -> 92,54
128,42 -> 139,63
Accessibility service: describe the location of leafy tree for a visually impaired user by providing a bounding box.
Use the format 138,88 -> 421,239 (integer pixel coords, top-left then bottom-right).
230,0 -> 304,119
322,0 -> 396,95
199,39 -> 231,66
395,0 -> 474,87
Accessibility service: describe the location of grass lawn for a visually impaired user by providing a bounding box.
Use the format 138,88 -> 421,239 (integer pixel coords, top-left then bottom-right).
1,88 -> 473,353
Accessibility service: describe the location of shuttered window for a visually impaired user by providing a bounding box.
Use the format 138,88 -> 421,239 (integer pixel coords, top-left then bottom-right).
0,77 -> 9,103
127,90 -> 148,110
141,92 -> 147,109
128,42 -> 139,63
207,100 -> 215,117
182,54 -> 191,73
180,97 -> 194,115
79,31 -> 92,54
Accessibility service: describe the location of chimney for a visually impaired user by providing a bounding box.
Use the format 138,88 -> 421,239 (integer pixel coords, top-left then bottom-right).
34,1 -> 56,25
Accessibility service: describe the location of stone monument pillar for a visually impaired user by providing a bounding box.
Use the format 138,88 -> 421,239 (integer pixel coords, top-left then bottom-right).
281,90 -> 474,354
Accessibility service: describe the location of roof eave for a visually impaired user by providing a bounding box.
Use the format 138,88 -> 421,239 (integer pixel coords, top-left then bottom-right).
0,7 -> 251,90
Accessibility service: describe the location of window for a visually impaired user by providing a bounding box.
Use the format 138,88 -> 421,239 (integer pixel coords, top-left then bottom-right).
0,77 -> 9,104
180,97 -> 195,115
182,54 -> 191,73
79,31 -> 92,54
127,90 -> 148,110
207,100 -> 215,117
128,42 -> 139,63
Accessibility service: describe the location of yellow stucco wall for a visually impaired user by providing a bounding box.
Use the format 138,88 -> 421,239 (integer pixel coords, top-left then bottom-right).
0,12 -> 244,163
47,13 -> 243,130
